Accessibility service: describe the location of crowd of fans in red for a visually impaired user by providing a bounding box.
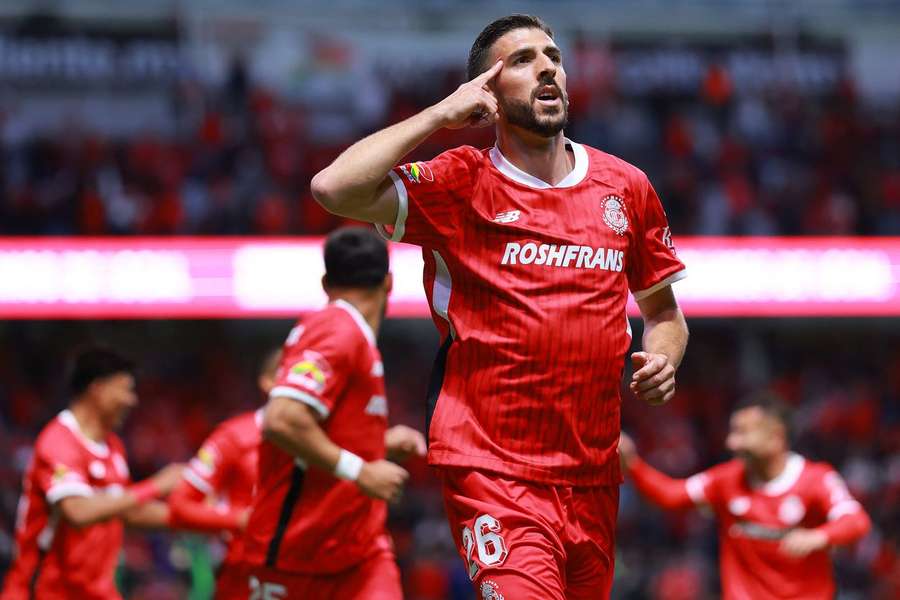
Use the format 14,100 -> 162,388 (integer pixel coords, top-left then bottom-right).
2,52 -> 900,238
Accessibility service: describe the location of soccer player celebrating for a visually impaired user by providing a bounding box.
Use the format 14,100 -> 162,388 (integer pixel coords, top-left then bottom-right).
167,347 -> 281,600
241,226 -> 426,599
619,395 -> 872,599
311,13 -> 689,599
1,347 -> 183,600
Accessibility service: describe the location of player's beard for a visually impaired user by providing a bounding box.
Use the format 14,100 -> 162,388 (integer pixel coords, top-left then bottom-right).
500,83 -> 569,138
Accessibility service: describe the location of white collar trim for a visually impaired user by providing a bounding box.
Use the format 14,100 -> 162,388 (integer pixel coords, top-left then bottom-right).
332,299 -> 376,347
753,453 -> 805,496
59,409 -> 109,458
489,138 -> 588,189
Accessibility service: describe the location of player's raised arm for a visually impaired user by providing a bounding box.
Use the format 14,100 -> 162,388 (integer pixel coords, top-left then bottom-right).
619,433 -> 704,511
310,59 -> 502,224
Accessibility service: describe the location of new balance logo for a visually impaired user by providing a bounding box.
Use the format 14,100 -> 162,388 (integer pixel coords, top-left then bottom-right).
493,210 -> 521,224
501,242 -> 624,272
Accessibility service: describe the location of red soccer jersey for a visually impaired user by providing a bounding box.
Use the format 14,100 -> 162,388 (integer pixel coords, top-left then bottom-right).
1,410 -> 131,600
686,454 -> 865,599
182,409 -> 262,566
242,300 -> 391,574
378,141 -> 685,486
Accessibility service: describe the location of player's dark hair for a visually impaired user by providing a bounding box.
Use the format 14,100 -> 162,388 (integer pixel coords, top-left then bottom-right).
467,14 -> 554,81
323,226 -> 389,290
67,346 -> 136,397
733,392 -> 794,439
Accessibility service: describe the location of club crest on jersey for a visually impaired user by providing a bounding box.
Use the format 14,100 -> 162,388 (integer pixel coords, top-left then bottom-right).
286,350 -> 333,394
480,580 -> 504,600
400,161 -> 434,184
601,195 -> 628,235
778,495 -> 806,526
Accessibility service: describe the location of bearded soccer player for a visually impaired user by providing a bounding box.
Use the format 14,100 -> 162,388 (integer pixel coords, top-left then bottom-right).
1,347 -> 183,600
166,347 -> 281,600
619,395 -> 871,600
241,226 -> 426,599
311,13 -> 689,599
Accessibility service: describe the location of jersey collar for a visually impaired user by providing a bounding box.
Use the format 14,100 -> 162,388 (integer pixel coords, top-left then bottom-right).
489,138 -> 589,189
59,409 -> 110,458
332,299 -> 376,347
753,452 -> 805,496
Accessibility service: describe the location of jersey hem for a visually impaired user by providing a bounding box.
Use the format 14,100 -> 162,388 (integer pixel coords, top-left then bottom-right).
427,449 -> 622,486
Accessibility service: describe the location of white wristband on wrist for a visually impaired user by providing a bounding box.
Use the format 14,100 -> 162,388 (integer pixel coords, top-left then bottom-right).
334,449 -> 364,481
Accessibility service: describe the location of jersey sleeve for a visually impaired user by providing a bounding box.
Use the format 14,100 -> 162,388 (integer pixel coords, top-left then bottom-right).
269,318 -> 360,420
35,433 -> 93,504
683,462 -> 729,509
627,172 -> 687,300
183,424 -> 238,497
375,147 -> 477,247
813,467 -> 864,523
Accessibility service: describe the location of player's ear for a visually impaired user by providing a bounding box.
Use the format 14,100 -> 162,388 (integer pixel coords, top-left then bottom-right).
383,273 -> 394,295
321,275 -> 329,295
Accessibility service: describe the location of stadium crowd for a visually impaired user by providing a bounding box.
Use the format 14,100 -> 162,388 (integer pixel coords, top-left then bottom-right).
0,320 -> 897,599
2,47 -> 900,238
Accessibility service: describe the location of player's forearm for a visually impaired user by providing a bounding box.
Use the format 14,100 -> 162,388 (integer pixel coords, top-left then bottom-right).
58,488 -> 150,527
123,500 -> 171,529
817,509 -> 871,546
263,398 -> 342,473
642,306 -> 688,369
628,457 -> 696,511
167,483 -> 243,532
311,107 -> 444,217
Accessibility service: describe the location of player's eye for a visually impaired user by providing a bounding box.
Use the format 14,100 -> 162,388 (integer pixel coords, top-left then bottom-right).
515,55 -> 530,64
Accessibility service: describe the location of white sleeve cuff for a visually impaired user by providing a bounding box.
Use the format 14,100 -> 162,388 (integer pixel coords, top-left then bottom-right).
828,500 -> 862,521
183,468 -> 214,495
270,386 -> 330,420
685,473 -> 709,505
632,269 -> 688,301
374,170 -> 408,242
46,481 -> 93,504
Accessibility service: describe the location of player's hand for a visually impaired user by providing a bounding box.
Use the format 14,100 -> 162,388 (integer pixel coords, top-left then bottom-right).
356,459 -> 409,504
617,433 -> 638,470
630,352 -> 676,405
384,425 -> 427,462
236,508 -> 251,532
150,463 -> 186,496
428,59 -> 503,129
779,528 -> 829,558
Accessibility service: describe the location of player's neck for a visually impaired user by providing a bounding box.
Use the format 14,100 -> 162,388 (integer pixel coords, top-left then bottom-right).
495,129 -> 573,186
753,451 -> 790,483
331,292 -> 383,336
68,401 -> 110,443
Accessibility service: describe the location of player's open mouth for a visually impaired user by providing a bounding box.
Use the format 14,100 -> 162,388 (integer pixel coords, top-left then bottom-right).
535,85 -> 561,106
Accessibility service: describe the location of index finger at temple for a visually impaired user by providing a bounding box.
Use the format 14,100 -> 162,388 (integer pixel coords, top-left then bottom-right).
474,59 -> 503,84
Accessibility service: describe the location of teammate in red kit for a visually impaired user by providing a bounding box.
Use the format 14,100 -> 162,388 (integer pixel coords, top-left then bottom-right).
241,227 -> 426,599
167,348 -> 281,600
1,347 -> 183,600
619,394 -> 872,600
311,14 -> 689,599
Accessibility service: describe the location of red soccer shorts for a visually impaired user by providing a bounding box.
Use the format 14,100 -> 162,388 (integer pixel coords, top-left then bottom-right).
244,546 -> 402,600
214,561 -> 250,600
439,467 -> 619,600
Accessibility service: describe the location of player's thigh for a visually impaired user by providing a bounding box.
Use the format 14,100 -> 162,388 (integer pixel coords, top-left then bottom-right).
439,467 -> 568,600
336,548 -> 403,599
565,484 -> 619,600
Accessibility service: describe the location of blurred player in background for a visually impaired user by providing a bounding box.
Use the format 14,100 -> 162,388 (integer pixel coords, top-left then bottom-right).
311,13 -> 688,599
240,226 -> 426,599
1,347 -> 183,600
167,347 -> 281,600
619,394 -> 871,599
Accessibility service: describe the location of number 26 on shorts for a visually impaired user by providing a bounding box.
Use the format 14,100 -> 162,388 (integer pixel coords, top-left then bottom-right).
461,514 -> 508,580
